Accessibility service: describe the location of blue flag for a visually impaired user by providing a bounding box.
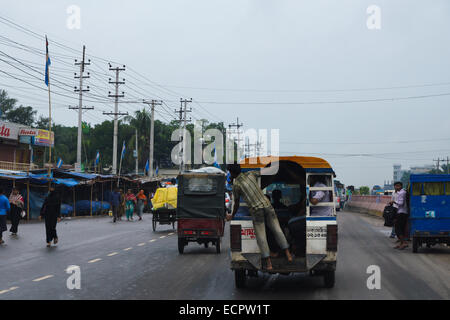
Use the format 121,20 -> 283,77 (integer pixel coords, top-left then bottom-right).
45,36 -> 51,87
145,159 -> 149,174
56,158 -> 63,168
155,166 -> 159,176
213,142 -> 220,168
121,141 -> 126,159
95,151 -> 100,166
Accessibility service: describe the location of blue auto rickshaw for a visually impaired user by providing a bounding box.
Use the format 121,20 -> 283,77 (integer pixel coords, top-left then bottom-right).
409,174 -> 450,253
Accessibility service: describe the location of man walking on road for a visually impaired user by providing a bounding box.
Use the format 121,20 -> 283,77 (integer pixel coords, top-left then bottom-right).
226,164 -> 293,271
9,187 -> 24,236
389,182 -> 408,250
40,187 -> 61,247
110,188 -> 120,223
0,188 -> 10,245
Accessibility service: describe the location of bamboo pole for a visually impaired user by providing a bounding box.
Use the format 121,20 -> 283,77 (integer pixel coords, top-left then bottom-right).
26,180 -> 30,221
101,181 -> 104,214
90,183 -> 93,217
73,187 -> 76,218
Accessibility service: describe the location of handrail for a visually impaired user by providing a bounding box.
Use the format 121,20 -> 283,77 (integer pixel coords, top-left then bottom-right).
0,161 -> 39,172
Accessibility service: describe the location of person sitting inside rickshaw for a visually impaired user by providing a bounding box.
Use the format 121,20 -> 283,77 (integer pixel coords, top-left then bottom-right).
309,175 -> 333,216
271,189 -> 287,209
226,164 -> 293,271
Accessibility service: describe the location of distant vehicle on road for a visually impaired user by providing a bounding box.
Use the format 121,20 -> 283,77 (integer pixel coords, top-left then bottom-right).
151,187 -> 177,231
409,174 -> 450,253
230,156 -> 338,289
177,171 -> 226,254
225,192 -> 232,213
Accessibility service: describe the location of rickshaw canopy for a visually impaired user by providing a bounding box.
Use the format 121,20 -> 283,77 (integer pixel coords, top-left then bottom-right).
151,187 -> 178,210
240,156 -> 335,175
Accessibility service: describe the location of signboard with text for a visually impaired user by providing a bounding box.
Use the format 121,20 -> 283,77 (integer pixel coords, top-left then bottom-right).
0,121 -> 21,141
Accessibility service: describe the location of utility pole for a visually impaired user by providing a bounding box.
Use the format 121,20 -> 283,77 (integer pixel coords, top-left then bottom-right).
106,63 -> 126,175
71,46 -> 92,172
175,99 -> 192,173
228,117 -> 244,160
433,158 -> 446,172
143,100 -> 162,177
135,129 -> 139,175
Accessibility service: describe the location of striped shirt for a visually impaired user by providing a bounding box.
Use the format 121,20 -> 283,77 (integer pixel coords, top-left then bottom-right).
232,171 -> 271,211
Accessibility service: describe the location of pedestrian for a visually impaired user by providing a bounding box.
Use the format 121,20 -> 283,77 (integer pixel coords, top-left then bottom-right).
9,187 -> 24,236
136,189 -> 147,221
110,188 -> 120,223
39,187 -> 61,247
125,189 -> 137,221
0,188 -> 11,245
226,164 -> 293,271
389,182 -> 408,250
119,189 -> 125,221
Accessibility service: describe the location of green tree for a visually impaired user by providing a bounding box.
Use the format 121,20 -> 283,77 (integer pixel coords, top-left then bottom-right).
0,89 -> 17,120
0,89 -> 36,125
5,106 -> 37,126
359,186 -> 370,195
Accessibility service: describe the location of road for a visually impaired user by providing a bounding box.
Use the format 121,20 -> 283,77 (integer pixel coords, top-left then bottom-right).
0,210 -> 448,300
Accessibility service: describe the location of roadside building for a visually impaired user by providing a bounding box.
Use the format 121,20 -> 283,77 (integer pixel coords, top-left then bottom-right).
0,120 -> 32,170
0,121 -> 55,172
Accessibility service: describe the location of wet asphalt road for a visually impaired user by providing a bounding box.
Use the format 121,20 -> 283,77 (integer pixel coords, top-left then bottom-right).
0,210 -> 448,300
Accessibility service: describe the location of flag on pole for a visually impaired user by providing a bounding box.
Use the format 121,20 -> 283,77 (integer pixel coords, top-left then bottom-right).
44,36 -> 51,87
145,159 -> 149,174
213,142 -> 220,168
121,141 -> 126,159
95,151 -> 100,166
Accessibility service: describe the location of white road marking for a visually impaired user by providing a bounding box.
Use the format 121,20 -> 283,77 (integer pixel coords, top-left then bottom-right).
137,243 -> 146,247
32,275 -> 54,282
168,233 -> 174,236
0,287 -> 19,295
88,258 -> 102,263
123,247 -> 133,251
149,239 -> 157,242
107,252 -> 118,257
159,236 -> 166,239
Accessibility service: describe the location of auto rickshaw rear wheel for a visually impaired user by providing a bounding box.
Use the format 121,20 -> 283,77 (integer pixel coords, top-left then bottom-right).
412,237 -> 419,253
323,270 -> 335,288
234,269 -> 246,289
178,238 -> 185,254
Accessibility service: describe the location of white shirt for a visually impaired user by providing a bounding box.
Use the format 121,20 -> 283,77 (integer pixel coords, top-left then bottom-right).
310,182 -> 333,216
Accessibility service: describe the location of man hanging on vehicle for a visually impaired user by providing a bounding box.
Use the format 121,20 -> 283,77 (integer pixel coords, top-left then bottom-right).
226,164 -> 293,271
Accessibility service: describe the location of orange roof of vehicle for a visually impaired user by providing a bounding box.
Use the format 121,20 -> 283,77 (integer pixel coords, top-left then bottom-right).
240,156 -> 332,169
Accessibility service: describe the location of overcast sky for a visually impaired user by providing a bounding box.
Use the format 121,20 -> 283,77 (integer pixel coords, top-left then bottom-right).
2,0 -> 450,187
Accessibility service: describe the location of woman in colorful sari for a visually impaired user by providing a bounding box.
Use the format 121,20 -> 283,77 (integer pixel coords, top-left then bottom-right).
136,190 -> 147,221
9,187 -> 24,236
125,189 -> 137,221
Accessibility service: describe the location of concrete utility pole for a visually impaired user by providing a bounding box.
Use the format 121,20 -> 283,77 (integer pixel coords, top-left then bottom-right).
228,117 -> 244,160
175,99 -> 192,173
71,46 -> 92,172
106,64 -> 126,175
143,100 -> 162,178
135,129 -> 138,175
447,157 -> 450,174
433,158 -> 446,172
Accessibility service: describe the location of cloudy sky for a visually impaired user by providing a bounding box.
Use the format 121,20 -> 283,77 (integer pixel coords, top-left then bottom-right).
2,0 -> 450,187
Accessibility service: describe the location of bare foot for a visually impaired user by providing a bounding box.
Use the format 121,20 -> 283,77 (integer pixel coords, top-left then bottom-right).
285,249 -> 293,262
265,258 -> 273,271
